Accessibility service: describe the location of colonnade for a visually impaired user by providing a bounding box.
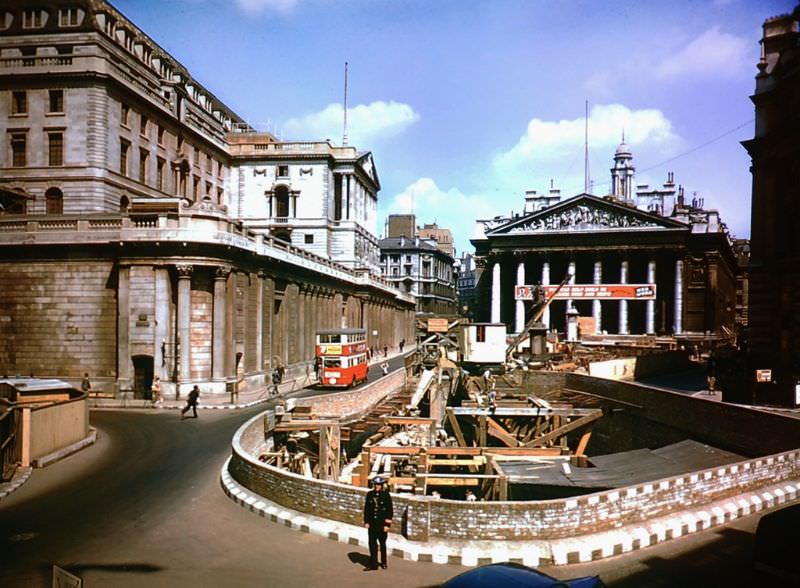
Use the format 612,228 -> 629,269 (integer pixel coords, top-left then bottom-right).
486,254 -> 685,336
116,261 -> 413,397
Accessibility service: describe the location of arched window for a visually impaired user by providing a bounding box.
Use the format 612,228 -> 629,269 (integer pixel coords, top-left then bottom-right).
120,194 -> 130,213
45,187 -> 63,214
275,184 -> 290,218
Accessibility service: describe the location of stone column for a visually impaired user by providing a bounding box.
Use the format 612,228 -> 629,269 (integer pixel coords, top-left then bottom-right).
592,259 -> 602,334
212,266 -> 230,381
619,259 -> 629,335
646,260 -> 656,334
154,266 -> 171,381
567,259 -> 576,316
117,265 -> 131,396
515,260 -> 526,334
224,270 -> 236,382
176,264 -> 193,388
541,261 -> 551,328
674,259 -> 683,335
255,271 -> 264,372
491,261 -> 501,323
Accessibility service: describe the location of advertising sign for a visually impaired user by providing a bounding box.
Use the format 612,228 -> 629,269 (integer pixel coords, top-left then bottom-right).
428,318 -> 449,332
756,369 -> 772,383
515,284 -> 657,301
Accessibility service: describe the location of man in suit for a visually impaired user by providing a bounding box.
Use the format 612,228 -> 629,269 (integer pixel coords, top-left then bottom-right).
181,385 -> 200,419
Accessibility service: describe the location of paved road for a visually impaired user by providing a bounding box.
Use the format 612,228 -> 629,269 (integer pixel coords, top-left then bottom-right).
0,366 -> 778,587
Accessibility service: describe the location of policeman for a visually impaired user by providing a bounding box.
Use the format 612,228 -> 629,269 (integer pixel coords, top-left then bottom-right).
363,476 -> 393,570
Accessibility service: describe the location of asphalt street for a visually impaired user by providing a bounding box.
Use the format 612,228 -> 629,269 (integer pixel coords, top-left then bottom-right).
0,358 -> 778,588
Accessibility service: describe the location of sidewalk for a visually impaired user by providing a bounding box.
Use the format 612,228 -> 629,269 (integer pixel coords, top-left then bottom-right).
89,347 -> 411,411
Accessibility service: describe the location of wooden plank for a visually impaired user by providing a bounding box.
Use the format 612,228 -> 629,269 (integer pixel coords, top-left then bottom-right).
486,417 -> 520,448
446,408 -> 469,448
478,415 -> 487,447
449,406 -> 598,417
523,412 -> 603,448
383,416 -> 437,425
427,457 -> 486,466
575,430 -> 592,456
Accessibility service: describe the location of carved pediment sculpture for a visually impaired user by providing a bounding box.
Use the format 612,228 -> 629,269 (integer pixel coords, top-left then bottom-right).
506,203 -> 661,234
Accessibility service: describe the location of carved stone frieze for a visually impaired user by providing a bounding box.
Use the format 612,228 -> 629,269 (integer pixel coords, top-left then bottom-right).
507,204 -> 660,233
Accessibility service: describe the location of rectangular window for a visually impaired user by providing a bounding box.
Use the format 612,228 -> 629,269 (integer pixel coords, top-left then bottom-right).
205,181 -> 212,198
121,103 -> 129,126
277,165 -> 289,178
48,132 -> 63,166
22,10 -> 45,28
140,114 -> 148,138
217,187 -> 224,205
120,139 -> 129,176
304,234 -> 314,244
193,147 -> 200,165
11,91 -> 26,115
11,133 -> 26,167
206,154 -> 212,173
157,125 -> 164,145
58,8 -> 81,27
48,90 -> 64,113
156,157 -> 165,191
177,135 -> 183,152
139,149 -> 148,183
193,176 -> 199,200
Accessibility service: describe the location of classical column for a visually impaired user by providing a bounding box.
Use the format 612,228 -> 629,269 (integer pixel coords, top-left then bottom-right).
212,266 -> 230,381
255,271 -> 264,371
619,259 -> 629,335
515,260 -> 526,334
541,261 -> 551,328
592,260 -> 602,334
176,264 -> 193,387
117,265 -> 131,396
154,266 -> 170,381
567,260 -> 576,319
674,259 -> 684,335
224,270 -> 236,382
491,261 -> 501,323
646,260 -> 656,334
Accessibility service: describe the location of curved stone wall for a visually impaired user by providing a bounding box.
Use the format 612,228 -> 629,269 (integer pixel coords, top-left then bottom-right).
228,372 -> 800,543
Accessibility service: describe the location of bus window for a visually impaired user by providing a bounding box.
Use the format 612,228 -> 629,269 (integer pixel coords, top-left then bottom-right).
324,358 -> 341,368
320,334 -> 342,344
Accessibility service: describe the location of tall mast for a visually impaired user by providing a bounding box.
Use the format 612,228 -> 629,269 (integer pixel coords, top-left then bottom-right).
342,61 -> 349,146
584,99 -> 590,193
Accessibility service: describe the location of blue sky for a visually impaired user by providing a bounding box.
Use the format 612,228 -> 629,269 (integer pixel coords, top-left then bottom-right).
114,0 -> 796,254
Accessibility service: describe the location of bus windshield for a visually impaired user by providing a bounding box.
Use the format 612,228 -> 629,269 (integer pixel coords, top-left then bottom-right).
323,358 -> 341,368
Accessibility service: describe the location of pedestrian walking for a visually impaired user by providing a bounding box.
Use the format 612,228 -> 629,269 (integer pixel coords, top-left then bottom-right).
313,356 -> 321,381
363,476 -> 393,570
181,385 -> 200,418
399,339 -> 405,353
271,366 -> 283,396
380,361 -> 389,376
383,344 -> 388,358
151,376 -> 162,406
81,372 -> 91,394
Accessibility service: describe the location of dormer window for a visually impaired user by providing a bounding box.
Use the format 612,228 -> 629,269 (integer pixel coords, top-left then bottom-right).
58,8 -> 82,27
22,9 -> 47,29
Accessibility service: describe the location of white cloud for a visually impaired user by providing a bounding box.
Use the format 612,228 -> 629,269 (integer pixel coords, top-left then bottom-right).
234,0 -> 299,15
385,178 -> 500,252
654,27 -> 750,80
283,101 -> 419,144
493,103 -> 680,189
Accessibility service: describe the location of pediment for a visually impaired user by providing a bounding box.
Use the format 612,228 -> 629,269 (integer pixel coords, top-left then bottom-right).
357,152 -> 380,189
487,194 -> 686,236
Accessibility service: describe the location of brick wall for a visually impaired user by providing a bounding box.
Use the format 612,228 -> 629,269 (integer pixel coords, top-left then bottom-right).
292,370 -> 405,418
230,371 -> 800,542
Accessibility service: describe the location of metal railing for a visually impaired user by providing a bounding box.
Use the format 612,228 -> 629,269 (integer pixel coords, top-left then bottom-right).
0,401 -> 20,482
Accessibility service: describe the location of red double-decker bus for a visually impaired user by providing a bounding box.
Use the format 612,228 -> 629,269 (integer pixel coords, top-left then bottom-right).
315,328 -> 369,387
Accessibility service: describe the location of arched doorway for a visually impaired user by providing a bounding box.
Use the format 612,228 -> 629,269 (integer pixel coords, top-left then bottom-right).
275,184 -> 290,218
45,187 -> 63,214
132,355 -> 154,399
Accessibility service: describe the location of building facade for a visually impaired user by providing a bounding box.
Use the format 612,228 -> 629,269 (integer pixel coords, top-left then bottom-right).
0,0 -> 414,398
742,7 -> 800,405
472,146 -> 739,341
379,236 -> 457,315
456,252 -> 477,317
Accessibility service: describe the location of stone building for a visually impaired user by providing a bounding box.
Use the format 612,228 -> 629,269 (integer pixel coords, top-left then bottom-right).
742,6 -> 800,405
456,252 -> 477,317
0,0 -> 414,398
417,222 -> 455,258
472,145 -> 739,341
379,235 -> 457,315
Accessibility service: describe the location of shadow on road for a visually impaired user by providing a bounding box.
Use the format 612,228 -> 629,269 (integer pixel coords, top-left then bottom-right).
67,562 -> 164,575
347,551 -> 372,568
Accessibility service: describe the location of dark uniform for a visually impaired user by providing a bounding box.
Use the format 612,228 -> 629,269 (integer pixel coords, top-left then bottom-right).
363,476 -> 393,569
181,385 -> 200,418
